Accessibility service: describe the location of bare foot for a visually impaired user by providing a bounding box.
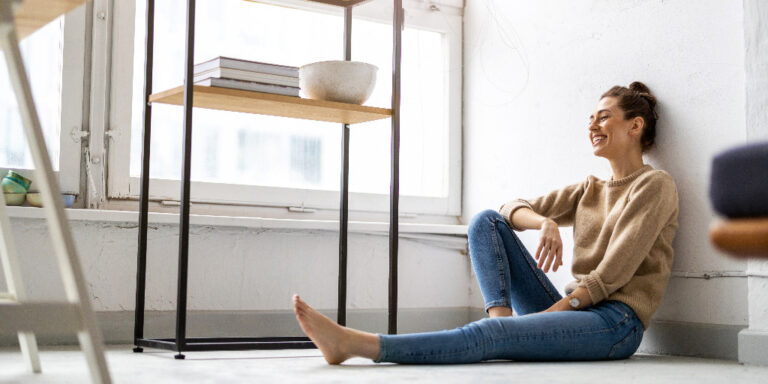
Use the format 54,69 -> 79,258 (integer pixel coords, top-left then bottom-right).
293,294 -> 353,364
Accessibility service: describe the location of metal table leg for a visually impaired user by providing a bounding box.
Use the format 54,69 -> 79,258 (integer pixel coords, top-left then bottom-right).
388,0 -> 403,335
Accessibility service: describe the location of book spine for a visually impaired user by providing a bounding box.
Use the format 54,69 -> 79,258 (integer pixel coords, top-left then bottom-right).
216,58 -> 299,77
197,78 -> 300,97
193,64 -> 298,78
194,69 -> 299,87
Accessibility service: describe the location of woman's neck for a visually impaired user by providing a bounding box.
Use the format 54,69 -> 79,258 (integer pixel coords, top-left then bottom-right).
609,154 -> 645,180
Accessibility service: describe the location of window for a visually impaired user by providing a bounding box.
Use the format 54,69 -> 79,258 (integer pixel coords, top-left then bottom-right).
107,0 -> 462,216
0,21 -> 62,170
0,9 -> 87,196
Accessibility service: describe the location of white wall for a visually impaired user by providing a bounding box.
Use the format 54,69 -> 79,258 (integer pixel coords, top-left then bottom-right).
0,214 -> 472,340
463,0 -> 748,326
738,0 -> 768,365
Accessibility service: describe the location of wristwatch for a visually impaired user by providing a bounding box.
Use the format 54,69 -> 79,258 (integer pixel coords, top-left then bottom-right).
568,296 -> 580,309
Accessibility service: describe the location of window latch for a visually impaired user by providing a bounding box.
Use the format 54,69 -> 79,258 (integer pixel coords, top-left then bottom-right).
70,127 -> 89,143
105,130 -> 120,140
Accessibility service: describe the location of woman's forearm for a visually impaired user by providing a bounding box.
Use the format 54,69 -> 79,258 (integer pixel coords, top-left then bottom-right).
510,207 -> 564,273
510,207 -> 555,230
544,286 -> 594,313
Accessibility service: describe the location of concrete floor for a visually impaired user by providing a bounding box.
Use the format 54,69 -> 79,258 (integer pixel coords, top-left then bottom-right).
1,346 -> 768,384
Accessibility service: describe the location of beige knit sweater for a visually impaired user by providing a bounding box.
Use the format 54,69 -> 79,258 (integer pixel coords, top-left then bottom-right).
499,165 -> 679,329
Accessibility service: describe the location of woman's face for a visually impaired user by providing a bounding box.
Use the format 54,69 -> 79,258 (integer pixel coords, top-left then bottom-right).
588,97 -> 643,159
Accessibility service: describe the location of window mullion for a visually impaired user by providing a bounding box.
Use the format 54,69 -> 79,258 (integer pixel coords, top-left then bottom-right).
85,0 -> 114,208
58,5 -> 89,199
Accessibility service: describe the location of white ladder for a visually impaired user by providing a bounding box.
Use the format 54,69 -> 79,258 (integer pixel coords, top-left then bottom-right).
0,1 -> 110,383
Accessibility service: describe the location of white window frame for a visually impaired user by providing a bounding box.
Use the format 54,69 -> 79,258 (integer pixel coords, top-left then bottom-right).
103,0 -> 463,217
1,6 -> 89,198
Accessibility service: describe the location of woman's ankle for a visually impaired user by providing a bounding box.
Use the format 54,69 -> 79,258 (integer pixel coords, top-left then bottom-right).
488,306 -> 514,318
345,328 -> 380,361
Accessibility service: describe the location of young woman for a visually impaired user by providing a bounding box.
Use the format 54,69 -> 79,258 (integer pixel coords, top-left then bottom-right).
292,81 -> 679,364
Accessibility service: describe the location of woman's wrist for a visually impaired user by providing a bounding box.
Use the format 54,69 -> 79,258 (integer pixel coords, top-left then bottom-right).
539,217 -> 556,229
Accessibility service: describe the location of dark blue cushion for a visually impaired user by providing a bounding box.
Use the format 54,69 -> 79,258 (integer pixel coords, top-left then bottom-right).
710,141 -> 768,218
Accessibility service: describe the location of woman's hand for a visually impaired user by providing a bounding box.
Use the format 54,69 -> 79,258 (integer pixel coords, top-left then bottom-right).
542,299 -> 571,313
536,218 -> 562,273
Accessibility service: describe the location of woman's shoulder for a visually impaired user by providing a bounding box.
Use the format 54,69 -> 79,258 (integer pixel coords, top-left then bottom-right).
636,168 -> 677,189
579,166 -> 676,191
631,168 -> 679,205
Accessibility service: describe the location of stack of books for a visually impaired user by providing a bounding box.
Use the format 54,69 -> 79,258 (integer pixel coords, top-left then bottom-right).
193,57 -> 300,97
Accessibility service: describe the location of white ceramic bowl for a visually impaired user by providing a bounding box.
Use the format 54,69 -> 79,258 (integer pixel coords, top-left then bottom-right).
299,61 -> 378,105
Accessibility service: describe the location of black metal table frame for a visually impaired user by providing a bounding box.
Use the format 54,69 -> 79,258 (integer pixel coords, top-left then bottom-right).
132,0 -> 402,359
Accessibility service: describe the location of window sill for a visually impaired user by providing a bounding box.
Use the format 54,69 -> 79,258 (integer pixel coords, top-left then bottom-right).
5,206 -> 468,236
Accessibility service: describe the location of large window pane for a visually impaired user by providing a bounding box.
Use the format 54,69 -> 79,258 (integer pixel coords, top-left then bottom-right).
130,0 -> 448,197
0,20 -> 63,170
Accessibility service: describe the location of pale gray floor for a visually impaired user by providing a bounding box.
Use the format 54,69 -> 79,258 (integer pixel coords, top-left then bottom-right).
1,345 -> 768,384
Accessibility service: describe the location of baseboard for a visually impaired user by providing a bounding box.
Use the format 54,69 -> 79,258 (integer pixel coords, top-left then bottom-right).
5,308 -> 745,362
0,307 -> 485,347
639,320 -> 746,361
738,329 -> 768,364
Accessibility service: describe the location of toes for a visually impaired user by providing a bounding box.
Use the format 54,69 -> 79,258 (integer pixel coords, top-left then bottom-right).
293,294 -> 309,312
295,298 -> 309,311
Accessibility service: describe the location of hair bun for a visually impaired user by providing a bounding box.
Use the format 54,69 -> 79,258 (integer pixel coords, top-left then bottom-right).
629,81 -> 651,94
629,81 -> 657,111
639,92 -> 657,110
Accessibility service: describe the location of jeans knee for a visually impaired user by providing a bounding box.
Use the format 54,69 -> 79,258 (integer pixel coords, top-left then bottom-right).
468,209 -> 503,235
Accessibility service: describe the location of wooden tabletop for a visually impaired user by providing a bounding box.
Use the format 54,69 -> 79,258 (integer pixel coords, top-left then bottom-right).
13,0 -> 88,40
710,217 -> 768,258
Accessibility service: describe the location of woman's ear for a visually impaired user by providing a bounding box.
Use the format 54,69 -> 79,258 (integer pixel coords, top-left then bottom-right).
629,116 -> 645,138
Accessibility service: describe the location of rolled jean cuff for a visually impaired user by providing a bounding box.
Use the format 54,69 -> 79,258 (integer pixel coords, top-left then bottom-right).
374,334 -> 388,363
484,299 -> 510,313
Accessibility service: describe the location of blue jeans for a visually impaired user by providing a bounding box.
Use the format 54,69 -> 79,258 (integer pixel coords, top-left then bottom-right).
375,210 -> 644,364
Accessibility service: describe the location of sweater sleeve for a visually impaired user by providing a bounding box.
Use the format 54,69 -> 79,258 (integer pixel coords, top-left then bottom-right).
580,174 -> 679,304
499,180 -> 587,231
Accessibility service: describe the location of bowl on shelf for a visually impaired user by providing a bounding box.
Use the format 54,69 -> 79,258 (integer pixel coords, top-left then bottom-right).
2,170 -> 32,194
299,60 -> 378,105
25,193 -> 77,208
3,193 -> 26,206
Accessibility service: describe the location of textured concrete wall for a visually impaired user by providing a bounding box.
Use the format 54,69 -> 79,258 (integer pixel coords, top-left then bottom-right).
463,0 -> 748,327
0,217 -> 471,313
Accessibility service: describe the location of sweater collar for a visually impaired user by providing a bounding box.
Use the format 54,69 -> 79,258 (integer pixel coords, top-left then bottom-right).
606,164 -> 653,187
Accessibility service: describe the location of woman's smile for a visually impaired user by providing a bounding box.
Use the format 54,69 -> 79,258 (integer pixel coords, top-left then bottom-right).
591,134 -> 607,146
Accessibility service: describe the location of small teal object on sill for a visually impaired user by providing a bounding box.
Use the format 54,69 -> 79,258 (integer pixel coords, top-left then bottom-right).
2,170 -> 32,206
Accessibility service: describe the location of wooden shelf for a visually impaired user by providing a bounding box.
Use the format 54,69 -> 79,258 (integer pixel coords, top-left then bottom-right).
710,217 -> 768,258
149,85 -> 392,125
13,0 -> 88,41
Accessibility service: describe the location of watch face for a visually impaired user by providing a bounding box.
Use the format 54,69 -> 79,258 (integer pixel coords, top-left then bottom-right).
569,298 -> 580,308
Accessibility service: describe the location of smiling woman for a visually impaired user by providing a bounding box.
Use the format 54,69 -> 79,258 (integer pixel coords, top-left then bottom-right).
290,82 -> 680,365
587,82 -> 659,179
597,82 -> 659,153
